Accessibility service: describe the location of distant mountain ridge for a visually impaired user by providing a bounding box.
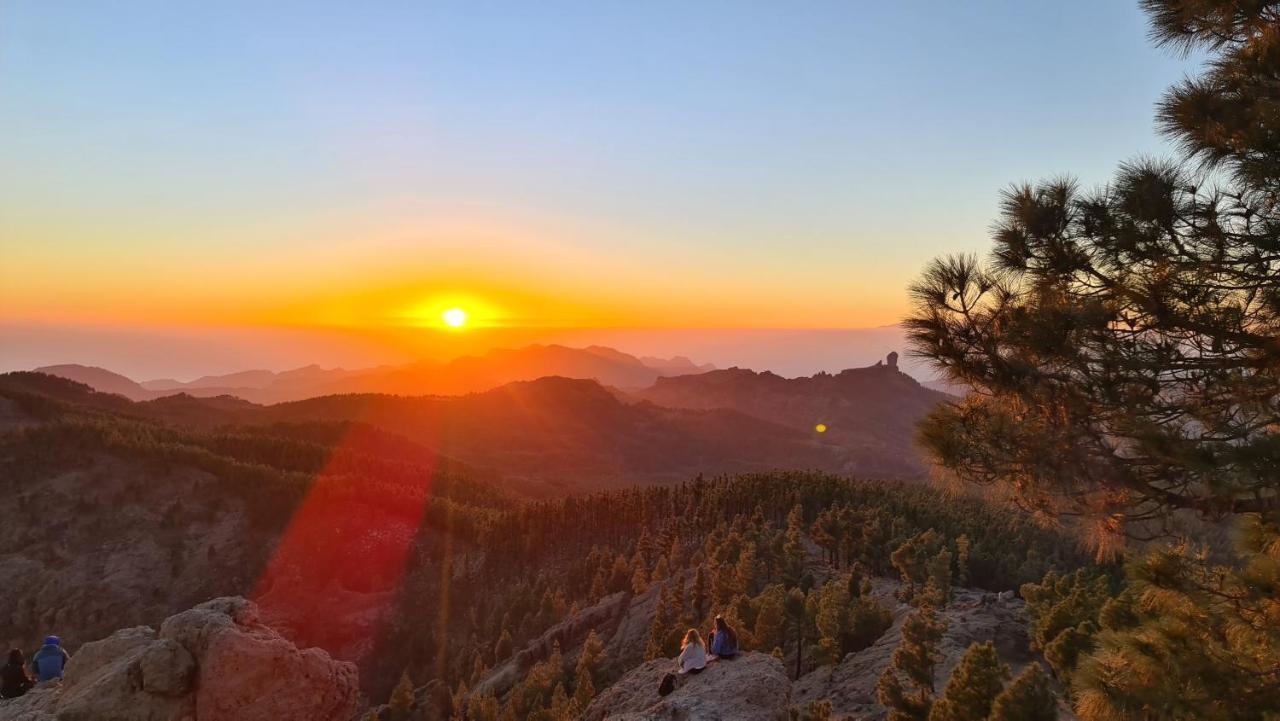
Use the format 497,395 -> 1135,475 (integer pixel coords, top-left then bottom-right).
634,353 -> 949,477
13,355 -> 946,490
35,344 -> 715,404
29,350 -> 948,481
0,370 -> 865,494
31,363 -> 155,400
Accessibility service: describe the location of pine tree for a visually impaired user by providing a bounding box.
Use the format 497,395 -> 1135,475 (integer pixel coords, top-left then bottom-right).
510,642 -> 566,719
449,679 -> 467,721
465,693 -> 501,721
954,535 -> 971,586
726,594 -> 756,650
589,567 -> 607,600
469,653 -> 487,686
572,666 -> 595,711
608,554 -> 631,593
928,642 -> 1009,721
669,573 -> 686,624
783,505 -> 807,587
846,562 -> 866,599
785,586 -> 811,679
631,564 -> 648,595
1019,569 -> 1110,679
1073,515 -> 1280,720
926,548 -> 953,605
573,629 -> 606,708
813,580 -> 850,666
652,555 -> 670,584
810,509 -> 842,566
547,683 -> 571,721
891,530 -> 945,604
906,0 -> 1280,541
388,670 -> 416,721
493,629 -> 514,663
989,663 -> 1056,721
712,560 -> 736,607
877,603 -> 946,721
645,585 -> 671,661
848,580 -> 892,654
692,564 -> 708,619
753,583 -> 788,654
734,543 -> 759,597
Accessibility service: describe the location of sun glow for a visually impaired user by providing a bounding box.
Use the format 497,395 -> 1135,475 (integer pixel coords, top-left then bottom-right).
442,307 -> 468,328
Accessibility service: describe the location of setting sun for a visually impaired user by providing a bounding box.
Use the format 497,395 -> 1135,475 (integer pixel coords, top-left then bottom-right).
442,307 -> 468,328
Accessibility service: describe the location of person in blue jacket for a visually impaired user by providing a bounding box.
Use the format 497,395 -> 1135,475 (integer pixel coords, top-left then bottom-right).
708,615 -> 739,659
30,636 -> 70,682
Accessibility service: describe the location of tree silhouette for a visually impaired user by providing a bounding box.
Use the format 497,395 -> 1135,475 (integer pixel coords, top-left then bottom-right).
906,0 -> 1280,540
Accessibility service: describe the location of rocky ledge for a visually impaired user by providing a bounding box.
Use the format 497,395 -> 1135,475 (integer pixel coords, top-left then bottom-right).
582,652 -> 791,721
0,597 -> 359,721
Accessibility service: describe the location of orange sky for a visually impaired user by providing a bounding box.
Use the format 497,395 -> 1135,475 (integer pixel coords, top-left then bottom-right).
0,211 -> 912,332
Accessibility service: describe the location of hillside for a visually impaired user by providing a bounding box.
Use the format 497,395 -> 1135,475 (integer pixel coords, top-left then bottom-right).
0,369 -> 1087,718
634,353 -> 948,477
3,370 -> 910,493
255,377 -> 859,491
0,374 -> 1088,710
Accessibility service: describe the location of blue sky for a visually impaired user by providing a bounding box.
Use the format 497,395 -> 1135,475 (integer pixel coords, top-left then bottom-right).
0,1 -> 1203,372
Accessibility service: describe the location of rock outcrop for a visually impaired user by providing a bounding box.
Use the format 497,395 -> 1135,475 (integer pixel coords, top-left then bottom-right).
0,597 -> 359,721
581,652 -> 791,721
559,582 -> 1033,721
473,570 -> 691,702
792,587 -> 1031,719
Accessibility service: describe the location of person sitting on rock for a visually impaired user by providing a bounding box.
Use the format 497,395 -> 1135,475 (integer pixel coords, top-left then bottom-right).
677,629 -> 707,675
707,615 -> 739,659
658,628 -> 710,697
1,649 -> 34,698
30,636 -> 69,682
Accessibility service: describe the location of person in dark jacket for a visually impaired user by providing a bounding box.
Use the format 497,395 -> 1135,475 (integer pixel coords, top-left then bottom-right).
1,649 -> 34,699
708,615 -> 739,659
30,636 -> 69,683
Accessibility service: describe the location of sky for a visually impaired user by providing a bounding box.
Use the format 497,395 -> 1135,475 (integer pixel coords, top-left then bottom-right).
0,1 -> 1202,377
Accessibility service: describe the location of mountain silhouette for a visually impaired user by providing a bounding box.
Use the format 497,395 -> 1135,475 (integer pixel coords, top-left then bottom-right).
634,353 -> 948,477
2,367 -> 936,493
32,363 -> 158,401
35,345 -> 716,404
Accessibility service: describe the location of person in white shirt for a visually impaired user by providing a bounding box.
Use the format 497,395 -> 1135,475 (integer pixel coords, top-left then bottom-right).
677,629 -> 708,674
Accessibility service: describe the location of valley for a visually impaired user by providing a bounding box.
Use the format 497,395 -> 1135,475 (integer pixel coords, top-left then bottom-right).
0,367 -> 1085,719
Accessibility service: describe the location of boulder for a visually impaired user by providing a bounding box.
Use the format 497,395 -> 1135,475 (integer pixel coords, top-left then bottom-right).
0,597 -> 359,721
581,652 -> 791,721
139,640 -> 196,697
191,620 -> 358,721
